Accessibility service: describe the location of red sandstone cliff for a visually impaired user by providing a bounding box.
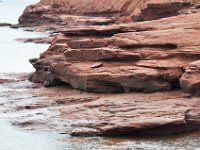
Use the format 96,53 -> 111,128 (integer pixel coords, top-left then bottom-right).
22,0 -> 200,95
19,0 -> 200,29
17,0 -> 200,136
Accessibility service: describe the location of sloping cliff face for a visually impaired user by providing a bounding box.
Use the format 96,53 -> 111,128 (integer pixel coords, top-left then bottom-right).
26,2 -> 200,95
18,0 -> 200,136
18,0 -> 200,30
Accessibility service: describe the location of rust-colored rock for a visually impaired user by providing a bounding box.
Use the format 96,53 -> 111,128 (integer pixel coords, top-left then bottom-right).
180,60 -> 200,95
18,0 -> 200,31
18,0 -> 200,136
29,11 -> 200,93
67,91 -> 200,136
64,47 -> 141,62
2,75 -> 200,137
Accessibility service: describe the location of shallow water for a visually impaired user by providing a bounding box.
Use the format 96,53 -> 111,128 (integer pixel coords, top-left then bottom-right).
0,0 -> 49,73
0,119 -> 65,150
0,27 -> 48,73
0,0 -> 39,24
0,1 -> 66,150
1,0 -> 200,150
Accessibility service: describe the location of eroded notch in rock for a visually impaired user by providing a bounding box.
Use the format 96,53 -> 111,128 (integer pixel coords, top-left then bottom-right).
119,43 -> 178,50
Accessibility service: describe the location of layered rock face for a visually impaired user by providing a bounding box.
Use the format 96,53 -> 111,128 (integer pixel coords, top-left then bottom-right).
66,91 -> 200,136
19,0 -> 200,136
29,10 -> 200,94
19,0 -> 200,31
2,75 -> 200,137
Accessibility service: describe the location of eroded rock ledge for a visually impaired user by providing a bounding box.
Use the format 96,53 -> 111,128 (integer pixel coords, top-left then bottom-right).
19,0 -> 200,31
18,0 -> 200,136
29,11 -> 200,94
1,76 -> 200,137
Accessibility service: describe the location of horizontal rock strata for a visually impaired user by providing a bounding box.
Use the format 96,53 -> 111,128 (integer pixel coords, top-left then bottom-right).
18,0 -> 200,136
66,91 -> 200,136
29,11 -> 200,94
19,0 -> 200,31
2,76 -> 200,137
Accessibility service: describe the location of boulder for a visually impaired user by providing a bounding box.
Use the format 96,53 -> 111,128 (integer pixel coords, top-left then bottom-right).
180,60 -> 200,95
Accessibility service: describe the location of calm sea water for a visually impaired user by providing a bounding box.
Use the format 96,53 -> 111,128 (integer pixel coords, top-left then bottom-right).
0,119 -> 65,150
0,0 -> 200,150
0,0 -> 39,24
0,0 -> 49,73
0,26 -> 48,73
0,1 -> 66,150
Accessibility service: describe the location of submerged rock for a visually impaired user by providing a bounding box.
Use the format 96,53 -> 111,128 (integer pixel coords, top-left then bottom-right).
0,23 -> 11,27
16,37 -> 53,44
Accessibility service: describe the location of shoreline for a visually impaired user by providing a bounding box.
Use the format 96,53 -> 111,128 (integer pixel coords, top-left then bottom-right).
1,72 -> 200,149
1,72 -> 200,136
11,0 -> 200,136
1,0 -> 200,149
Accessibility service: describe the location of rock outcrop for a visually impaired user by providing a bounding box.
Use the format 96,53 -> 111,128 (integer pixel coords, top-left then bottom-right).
1,74 -> 200,137
29,10 -> 200,94
180,60 -> 200,95
18,0 -> 200,136
19,0 -> 200,31
67,91 -> 200,136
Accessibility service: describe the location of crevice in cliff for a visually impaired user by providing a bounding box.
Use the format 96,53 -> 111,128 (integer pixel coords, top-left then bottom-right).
169,81 -> 181,90
86,80 -> 125,93
119,43 -> 178,49
85,10 -> 121,18
62,29 -> 126,37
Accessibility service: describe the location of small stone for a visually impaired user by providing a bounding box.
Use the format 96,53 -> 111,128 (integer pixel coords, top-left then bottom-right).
90,63 -> 103,68
29,58 -> 38,64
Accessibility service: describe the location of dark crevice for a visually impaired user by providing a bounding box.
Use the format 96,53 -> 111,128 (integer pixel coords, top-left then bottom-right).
169,81 -> 181,90
98,123 -> 200,137
101,58 -> 140,62
85,11 -> 120,18
119,43 -> 178,49
63,29 -> 126,37
86,80 -> 125,93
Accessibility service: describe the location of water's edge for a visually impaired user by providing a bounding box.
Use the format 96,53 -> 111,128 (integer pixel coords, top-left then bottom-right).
1,0 -> 200,150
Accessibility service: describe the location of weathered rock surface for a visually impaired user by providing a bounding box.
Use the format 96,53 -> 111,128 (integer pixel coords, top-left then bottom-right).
18,0 -> 200,136
16,37 -> 54,44
0,23 -> 12,27
18,0 -> 200,31
29,11 -> 200,94
0,79 -> 13,84
67,91 -> 200,136
180,60 -> 200,95
1,74 -> 200,137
